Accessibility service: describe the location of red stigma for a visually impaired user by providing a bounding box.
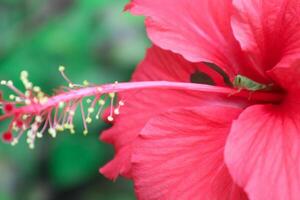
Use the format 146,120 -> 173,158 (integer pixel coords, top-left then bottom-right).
15,120 -> 23,128
2,131 -> 13,142
4,103 -> 14,113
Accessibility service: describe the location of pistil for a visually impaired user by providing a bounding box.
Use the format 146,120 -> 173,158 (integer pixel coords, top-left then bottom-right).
0,70 -> 283,148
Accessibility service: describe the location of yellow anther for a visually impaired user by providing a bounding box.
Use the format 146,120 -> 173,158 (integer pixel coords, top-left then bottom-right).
56,125 -> 64,132
9,94 -> 15,100
15,97 -> 22,102
64,123 -> 74,130
31,124 -> 38,131
98,99 -> 105,105
25,82 -> 33,89
109,92 -> 115,98
35,116 -> 43,123
0,80 -> 7,85
86,98 -> 92,104
29,144 -> 35,149
33,86 -> 41,92
48,128 -> 57,138
88,107 -> 94,113
26,138 -> 32,144
39,97 -> 48,104
59,102 -> 65,108
83,129 -> 88,135
12,126 -> 18,131
27,130 -> 34,138
59,65 -> 65,72
69,124 -> 74,129
7,80 -> 13,86
83,80 -> 89,86
37,132 -> 43,138
25,99 -> 31,105
114,108 -> 120,115
69,110 -> 75,116
69,83 -> 74,88
22,115 -> 29,120
119,100 -> 125,106
20,71 -> 29,79
11,139 -> 19,146
25,91 -> 31,97
64,124 -> 70,129
107,116 -> 114,122
37,92 -> 45,98
86,117 -> 92,124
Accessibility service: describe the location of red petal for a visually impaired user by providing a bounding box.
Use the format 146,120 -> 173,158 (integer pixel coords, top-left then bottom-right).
132,46 -> 229,86
225,104 -> 300,200
100,46 -> 245,180
126,0 -> 257,80
268,59 -> 300,92
132,106 -> 247,200
232,0 -> 300,80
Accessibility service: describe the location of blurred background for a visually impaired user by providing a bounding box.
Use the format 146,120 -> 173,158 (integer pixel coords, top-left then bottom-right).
0,0 -> 149,199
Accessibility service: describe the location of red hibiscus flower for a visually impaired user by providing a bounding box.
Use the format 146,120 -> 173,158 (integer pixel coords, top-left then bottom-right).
0,0 -> 300,199
104,0 -> 300,199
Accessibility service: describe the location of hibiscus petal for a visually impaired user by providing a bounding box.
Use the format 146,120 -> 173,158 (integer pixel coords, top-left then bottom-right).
126,0 -> 256,80
132,106 -> 247,200
232,0 -> 300,80
100,46 -> 241,179
225,104 -> 300,200
132,46 -> 228,86
268,59 -> 300,92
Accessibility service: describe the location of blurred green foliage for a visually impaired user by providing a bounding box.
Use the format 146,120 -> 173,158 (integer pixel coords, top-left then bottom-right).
0,0 -> 149,199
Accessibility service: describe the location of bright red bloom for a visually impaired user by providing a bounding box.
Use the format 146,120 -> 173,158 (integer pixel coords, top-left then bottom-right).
0,0 -> 300,199
102,0 -> 300,199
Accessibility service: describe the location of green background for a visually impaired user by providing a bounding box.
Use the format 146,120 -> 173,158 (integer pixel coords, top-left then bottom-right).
0,0 -> 149,199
